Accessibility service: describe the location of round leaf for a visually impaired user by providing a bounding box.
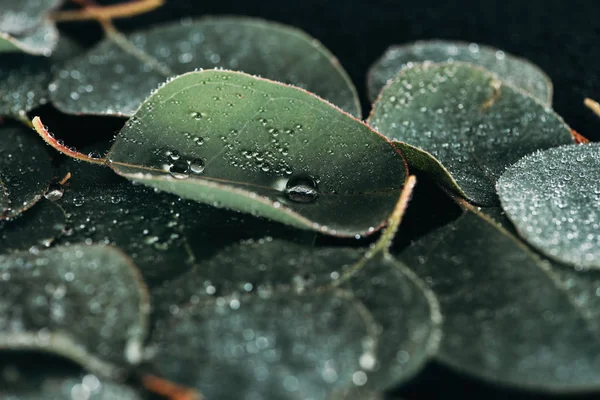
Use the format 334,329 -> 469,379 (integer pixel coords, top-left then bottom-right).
106,70 -> 407,236
0,245 -> 150,379
0,20 -> 59,56
150,240 -> 439,398
367,40 -> 552,104
0,124 -> 53,219
368,62 -> 573,205
50,17 -> 361,117
0,0 -> 62,36
399,210 -> 600,392
497,143 -> 600,269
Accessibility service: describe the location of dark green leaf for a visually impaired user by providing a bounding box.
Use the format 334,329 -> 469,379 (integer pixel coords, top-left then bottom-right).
0,37 -> 81,118
399,209 -> 600,392
50,17 -> 361,117
0,245 -> 150,379
150,240 -> 439,399
497,143 -> 600,268
0,124 -> 53,219
106,70 -> 407,236
367,40 -> 552,104
1,198 -> 66,253
56,158 -> 308,285
368,62 -> 573,205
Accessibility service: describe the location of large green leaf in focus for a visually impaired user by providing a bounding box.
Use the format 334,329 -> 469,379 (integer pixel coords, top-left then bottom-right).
150,240 -> 440,399
367,40 -> 552,104
497,143 -> 600,269
0,37 -> 81,118
56,157 -> 310,286
398,209 -> 600,392
368,62 -> 573,205
0,245 -> 150,379
0,198 -> 66,253
0,124 -> 53,219
50,17 -> 361,117
106,70 -> 407,236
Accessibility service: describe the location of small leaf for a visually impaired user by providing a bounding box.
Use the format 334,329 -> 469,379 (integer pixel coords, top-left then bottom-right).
0,20 -> 59,56
497,143 -> 600,269
367,40 -> 552,104
150,240 -> 439,399
0,37 -> 81,118
368,62 -> 573,205
103,70 -> 406,236
0,124 -> 53,219
399,209 -> 600,392
0,245 -> 150,379
0,0 -> 62,36
0,198 -> 66,253
56,157 -> 308,285
50,17 -> 361,117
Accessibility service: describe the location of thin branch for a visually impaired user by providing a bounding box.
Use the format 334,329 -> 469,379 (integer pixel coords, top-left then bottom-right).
142,375 -> 203,400
585,98 -> 600,119
51,0 -> 164,22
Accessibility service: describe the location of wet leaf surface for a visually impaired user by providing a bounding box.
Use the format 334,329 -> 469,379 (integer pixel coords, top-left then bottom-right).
367,40 -> 552,104
55,158 -> 309,286
150,239 -> 440,399
0,245 -> 150,379
368,62 -> 573,205
50,17 -> 361,117
0,37 -> 81,118
0,198 -> 66,254
0,20 -> 60,56
0,353 -> 144,400
0,124 -> 53,219
106,70 -> 407,236
0,0 -> 62,36
398,209 -> 600,392
497,143 -> 600,269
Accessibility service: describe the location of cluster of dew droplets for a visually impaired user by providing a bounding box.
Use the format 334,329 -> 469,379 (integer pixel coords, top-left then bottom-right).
162,150 -> 205,179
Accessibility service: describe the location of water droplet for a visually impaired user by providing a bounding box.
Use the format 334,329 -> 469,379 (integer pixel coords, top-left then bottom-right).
285,175 -> 319,203
169,160 -> 190,179
44,184 -> 64,201
190,159 -> 205,174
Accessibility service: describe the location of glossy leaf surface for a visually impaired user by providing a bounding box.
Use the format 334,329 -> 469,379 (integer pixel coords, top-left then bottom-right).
107,70 -> 407,236
368,62 -> 573,205
50,17 -> 361,117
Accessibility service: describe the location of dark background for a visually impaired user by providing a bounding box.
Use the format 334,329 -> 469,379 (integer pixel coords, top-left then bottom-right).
57,1 -> 600,399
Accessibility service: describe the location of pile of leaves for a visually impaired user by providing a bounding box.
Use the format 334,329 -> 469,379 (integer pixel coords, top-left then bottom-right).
1,1 -> 599,399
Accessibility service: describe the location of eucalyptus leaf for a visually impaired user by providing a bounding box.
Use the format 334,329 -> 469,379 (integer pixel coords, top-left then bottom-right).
0,20 -> 59,56
368,62 -> 573,205
367,40 -> 552,104
50,16 -> 361,117
105,70 -> 407,236
0,245 -> 150,379
56,158 -> 308,285
0,37 -> 81,118
497,143 -> 600,269
0,124 -> 53,219
399,209 -> 600,392
150,240 -> 440,399
0,198 -> 66,253
0,0 -> 62,36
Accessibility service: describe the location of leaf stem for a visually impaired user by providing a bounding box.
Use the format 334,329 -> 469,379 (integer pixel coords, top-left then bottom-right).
31,116 -> 107,165
585,98 -> 600,119
51,0 -> 164,22
141,375 -> 203,400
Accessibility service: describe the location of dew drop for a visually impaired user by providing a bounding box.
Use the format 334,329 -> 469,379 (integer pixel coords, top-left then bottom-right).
190,159 -> 205,174
44,184 -> 64,201
284,175 -> 319,203
169,160 -> 190,179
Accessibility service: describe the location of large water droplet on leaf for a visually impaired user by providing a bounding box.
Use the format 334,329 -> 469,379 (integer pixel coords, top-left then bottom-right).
285,175 -> 318,203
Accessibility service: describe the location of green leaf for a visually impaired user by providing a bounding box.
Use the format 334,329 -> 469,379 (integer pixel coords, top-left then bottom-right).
0,124 -> 53,219
497,143 -> 600,269
150,240 -> 440,399
0,0 -> 62,36
0,37 -> 81,118
50,17 -> 361,117
0,245 -> 150,379
399,209 -> 600,392
105,70 -> 407,236
0,20 -> 59,56
368,62 -> 573,205
367,40 -> 552,104
0,198 -> 66,253
56,157 -> 308,285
